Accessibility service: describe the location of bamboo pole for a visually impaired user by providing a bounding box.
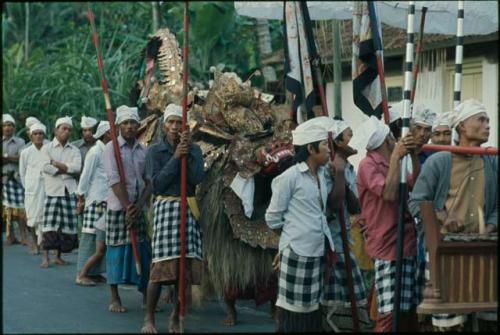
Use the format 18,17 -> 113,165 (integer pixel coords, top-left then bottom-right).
332,20 -> 342,118
410,7 -> 427,104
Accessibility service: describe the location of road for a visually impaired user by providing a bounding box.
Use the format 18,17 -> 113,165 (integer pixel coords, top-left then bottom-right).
2,236 -> 275,333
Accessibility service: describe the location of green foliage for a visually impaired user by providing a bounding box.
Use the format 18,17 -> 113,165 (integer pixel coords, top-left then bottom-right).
2,2 -> 282,140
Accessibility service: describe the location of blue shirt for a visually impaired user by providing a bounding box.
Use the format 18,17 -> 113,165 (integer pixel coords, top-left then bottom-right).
265,162 -> 336,257
145,137 -> 205,197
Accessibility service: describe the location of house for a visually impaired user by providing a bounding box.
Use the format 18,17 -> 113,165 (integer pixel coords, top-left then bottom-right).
263,20 -> 498,167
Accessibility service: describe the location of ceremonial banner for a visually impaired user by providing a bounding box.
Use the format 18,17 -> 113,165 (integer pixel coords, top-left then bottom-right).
352,2 -> 384,119
283,2 -> 317,123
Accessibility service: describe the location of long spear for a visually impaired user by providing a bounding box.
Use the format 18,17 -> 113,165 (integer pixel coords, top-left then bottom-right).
392,1 -> 415,332
453,1 -> 464,108
86,4 -> 141,275
178,1 -> 189,332
367,1 -> 390,124
410,6 -> 427,104
422,144 -> 498,156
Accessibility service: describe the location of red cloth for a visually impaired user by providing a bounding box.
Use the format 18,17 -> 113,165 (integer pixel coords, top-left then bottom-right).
356,151 -> 416,261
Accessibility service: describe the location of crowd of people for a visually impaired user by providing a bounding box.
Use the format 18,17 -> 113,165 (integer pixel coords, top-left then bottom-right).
2,98 -> 497,333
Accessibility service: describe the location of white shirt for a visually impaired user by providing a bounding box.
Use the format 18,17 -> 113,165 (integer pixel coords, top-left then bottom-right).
19,144 -> 48,225
41,138 -> 82,196
77,140 -> 108,207
265,162 -> 335,257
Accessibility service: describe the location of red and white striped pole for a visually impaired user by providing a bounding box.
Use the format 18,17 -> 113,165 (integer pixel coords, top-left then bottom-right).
86,4 -> 142,276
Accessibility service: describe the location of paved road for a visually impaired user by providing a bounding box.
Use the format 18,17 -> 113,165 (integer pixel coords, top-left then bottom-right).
2,237 -> 275,333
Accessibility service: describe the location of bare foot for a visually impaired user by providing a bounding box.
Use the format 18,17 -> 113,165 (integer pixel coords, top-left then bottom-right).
169,314 -> 180,333
109,299 -> 126,313
89,275 -> 107,283
141,319 -> 158,334
221,311 -> 237,326
53,258 -> 69,265
20,239 -> 30,246
76,275 -> 96,286
40,260 -> 49,268
30,246 -> 40,255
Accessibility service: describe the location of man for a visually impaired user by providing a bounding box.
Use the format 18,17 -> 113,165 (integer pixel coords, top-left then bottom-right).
409,99 -> 497,331
2,113 -> 30,247
355,116 -> 423,332
75,121 -> 111,286
430,112 -> 452,146
322,119 -> 370,332
104,105 -> 151,313
141,104 -> 205,334
265,116 -> 337,332
388,101 -> 403,140
19,123 -> 49,255
23,116 -> 49,150
40,116 -> 81,268
72,116 -> 98,163
410,104 -> 436,165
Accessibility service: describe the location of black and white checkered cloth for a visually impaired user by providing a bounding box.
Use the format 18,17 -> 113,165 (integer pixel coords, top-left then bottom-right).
276,246 -> 324,313
151,199 -> 202,263
374,257 -> 426,314
323,251 -> 367,306
105,209 -> 147,246
42,194 -> 78,234
82,201 -> 106,234
2,177 -> 24,209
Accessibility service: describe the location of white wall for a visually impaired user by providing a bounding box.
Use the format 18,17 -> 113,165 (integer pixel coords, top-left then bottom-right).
482,59 -> 498,147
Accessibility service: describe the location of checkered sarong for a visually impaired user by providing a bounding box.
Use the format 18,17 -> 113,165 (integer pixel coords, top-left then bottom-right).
152,199 -> 202,263
323,251 -> 367,306
374,257 -> 425,314
2,177 -> 24,208
42,194 -> 78,234
276,246 -> 324,313
82,201 -> 106,234
105,209 -> 147,246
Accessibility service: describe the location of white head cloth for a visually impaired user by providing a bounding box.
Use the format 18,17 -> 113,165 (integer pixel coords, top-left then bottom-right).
292,116 -> 330,146
451,99 -> 488,128
25,116 -> 41,128
388,101 -> 403,123
80,116 -> 98,129
432,112 -> 452,131
29,122 -> 46,134
358,115 -> 390,150
55,116 -> 73,128
93,121 -> 110,139
331,120 -> 350,139
115,105 -> 139,125
2,114 -> 16,125
163,104 -> 183,122
412,104 -> 436,127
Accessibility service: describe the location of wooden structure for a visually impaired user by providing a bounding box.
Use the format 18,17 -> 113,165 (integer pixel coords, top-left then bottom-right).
417,202 -> 498,315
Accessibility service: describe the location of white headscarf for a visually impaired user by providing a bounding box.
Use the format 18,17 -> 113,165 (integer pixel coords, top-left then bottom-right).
432,112 -> 452,131
388,101 -> 403,123
2,113 -> 16,125
163,104 -> 183,122
451,99 -> 488,128
412,104 -> 436,127
331,120 -> 350,139
352,116 -> 390,151
80,116 -> 98,129
292,116 -> 330,146
93,121 -> 110,139
25,116 -> 41,128
55,116 -> 73,128
29,122 -> 47,134
115,105 -> 139,125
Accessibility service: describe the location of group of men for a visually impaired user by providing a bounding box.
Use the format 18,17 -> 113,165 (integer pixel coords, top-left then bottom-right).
2,97 -> 497,333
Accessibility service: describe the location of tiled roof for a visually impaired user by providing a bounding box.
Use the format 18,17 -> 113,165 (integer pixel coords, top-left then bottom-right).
262,20 -> 498,66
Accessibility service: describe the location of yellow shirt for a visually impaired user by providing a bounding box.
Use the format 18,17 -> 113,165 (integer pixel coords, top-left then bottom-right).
445,154 -> 485,233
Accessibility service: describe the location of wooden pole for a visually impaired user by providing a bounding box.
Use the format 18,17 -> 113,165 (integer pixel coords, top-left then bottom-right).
332,20 -> 342,118
410,7 -> 427,104
86,4 -> 141,276
453,1 -> 464,108
422,144 -> 498,155
178,1 -> 189,332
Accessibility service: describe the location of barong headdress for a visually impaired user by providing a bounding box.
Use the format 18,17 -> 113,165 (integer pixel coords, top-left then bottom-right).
163,103 -> 183,121
451,99 -> 487,128
2,114 -> 16,125
55,116 -> 73,128
80,116 -> 98,129
29,122 -> 46,134
292,116 -> 330,146
93,121 -> 110,139
115,105 -> 139,125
